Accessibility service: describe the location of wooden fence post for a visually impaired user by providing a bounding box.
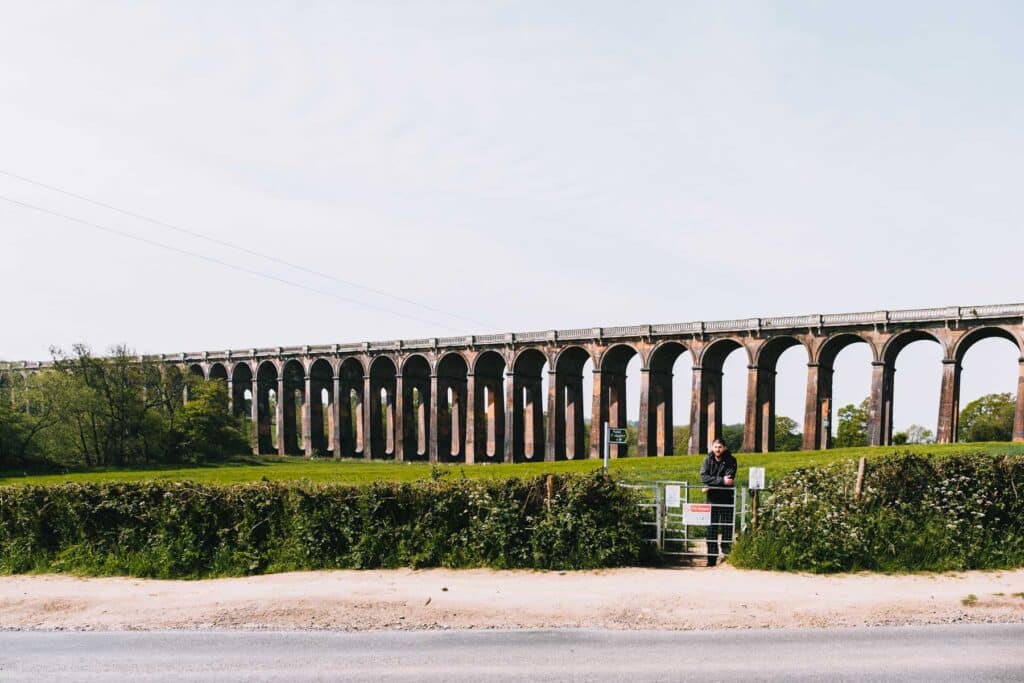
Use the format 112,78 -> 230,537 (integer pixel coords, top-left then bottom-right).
854,457 -> 867,501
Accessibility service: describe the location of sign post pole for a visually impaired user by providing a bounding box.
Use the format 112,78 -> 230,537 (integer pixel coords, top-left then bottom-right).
603,422 -> 610,471
604,426 -> 627,471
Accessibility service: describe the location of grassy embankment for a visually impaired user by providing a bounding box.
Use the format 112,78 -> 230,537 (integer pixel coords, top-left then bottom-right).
2,442 -> 1022,487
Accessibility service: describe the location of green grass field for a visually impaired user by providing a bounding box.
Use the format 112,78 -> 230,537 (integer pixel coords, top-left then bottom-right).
2,442 -> 1022,488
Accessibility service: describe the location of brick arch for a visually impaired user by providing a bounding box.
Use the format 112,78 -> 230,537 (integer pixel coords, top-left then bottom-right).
599,343 -> 639,373
436,352 -> 469,462
510,348 -> 548,463
875,330 -> 944,448
401,354 -> 432,462
208,362 -> 228,382
698,337 -> 751,369
553,344 -> 593,371
881,329 -> 943,367
648,340 -> 694,373
308,358 -> 333,379
256,359 -> 281,376
754,336 -> 809,370
367,355 -> 398,460
472,350 -> 507,462
742,336 -> 810,454
594,343 -> 641,459
368,354 -> 398,376
229,360 -> 253,391
473,349 -> 507,375
254,361 -> 279,455
401,352 -> 431,374
437,350 -> 469,375
512,347 -> 550,375
691,338 -> 750,456
642,340 -> 692,457
306,359 -> 335,457
953,326 -> 1023,364
550,345 -> 592,461
815,332 -> 876,367
229,362 -> 254,448
278,359 -> 306,456
337,357 -> 365,458
338,357 -> 364,381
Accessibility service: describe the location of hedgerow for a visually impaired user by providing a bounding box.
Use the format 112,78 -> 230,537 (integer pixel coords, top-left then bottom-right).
730,452 -> 1024,572
0,472 -> 642,577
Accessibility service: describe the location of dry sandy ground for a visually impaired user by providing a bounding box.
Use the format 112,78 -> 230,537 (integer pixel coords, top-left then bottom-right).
2,567 -> 1024,632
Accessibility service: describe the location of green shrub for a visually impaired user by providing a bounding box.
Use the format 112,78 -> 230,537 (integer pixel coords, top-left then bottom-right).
731,452 -> 1024,572
0,472 -> 642,577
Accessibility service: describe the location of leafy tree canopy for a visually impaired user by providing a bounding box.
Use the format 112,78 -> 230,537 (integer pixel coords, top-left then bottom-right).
959,393 -> 1015,442
834,398 -> 869,448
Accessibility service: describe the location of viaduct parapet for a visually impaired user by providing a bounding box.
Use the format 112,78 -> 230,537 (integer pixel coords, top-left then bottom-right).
5,303 -> 1024,461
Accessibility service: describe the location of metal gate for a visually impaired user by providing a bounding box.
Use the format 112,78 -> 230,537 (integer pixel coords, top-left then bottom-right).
623,481 -> 748,563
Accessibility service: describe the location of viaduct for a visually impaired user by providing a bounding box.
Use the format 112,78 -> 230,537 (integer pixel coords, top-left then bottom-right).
5,303 -> 1024,462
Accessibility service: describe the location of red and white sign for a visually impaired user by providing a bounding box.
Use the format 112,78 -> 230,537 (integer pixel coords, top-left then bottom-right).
683,503 -> 712,525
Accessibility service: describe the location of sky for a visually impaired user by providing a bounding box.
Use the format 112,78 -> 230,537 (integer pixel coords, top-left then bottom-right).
1,1 -> 1021,435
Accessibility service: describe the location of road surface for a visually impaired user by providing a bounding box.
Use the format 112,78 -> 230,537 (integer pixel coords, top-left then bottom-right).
2,624 -> 1022,681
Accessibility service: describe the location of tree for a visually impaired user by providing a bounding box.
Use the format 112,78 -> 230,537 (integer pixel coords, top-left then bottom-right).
48,345 -> 166,467
958,393 -> 1015,442
672,425 -> 691,455
721,423 -> 744,453
774,415 -> 802,452
834,398 -> 869,448
178,379 -> 249,462
905,424 -> 934,444
0,370 -> 72,470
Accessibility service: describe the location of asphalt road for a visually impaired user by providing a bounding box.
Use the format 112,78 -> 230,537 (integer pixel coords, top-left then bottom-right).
2,624 -> 1022,682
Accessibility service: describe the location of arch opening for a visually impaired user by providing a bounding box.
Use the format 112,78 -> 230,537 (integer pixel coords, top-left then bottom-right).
473,351 -> 506,462
512,349 -> 549,463
747,337 -> 807,453
646,341 -> 693,456
230,363 -> 254,451
437,353 -> 469,462
208,363 -> 228,382
552,346 -> 591,461
812,334 -> 872,450
883,332 -> 943,446
368,357 -> 397,460
280,360 -> 305,456
695,339 -> 746,454
308,359 -> 334,456
953,328 -> 1023,443
338,358 -> 365,457
770,342 -> 808,452
255,362 -> 279,455
401,355 -> 431,461
596,344 -> 639,459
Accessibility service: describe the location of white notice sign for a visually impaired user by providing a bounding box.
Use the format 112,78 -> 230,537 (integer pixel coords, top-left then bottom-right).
664,485 -> 680,508
749,467 -> 766,491
683,503 -> 712,525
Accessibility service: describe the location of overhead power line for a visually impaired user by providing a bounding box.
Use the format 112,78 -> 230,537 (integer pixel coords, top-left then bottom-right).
0,194 -> 469,333
0,169 -> 491,329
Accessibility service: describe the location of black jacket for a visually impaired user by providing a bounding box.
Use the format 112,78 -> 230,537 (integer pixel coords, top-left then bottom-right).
700,450 -> 737,502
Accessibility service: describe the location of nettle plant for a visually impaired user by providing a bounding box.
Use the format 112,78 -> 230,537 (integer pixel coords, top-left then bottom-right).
732,452 -> 1024,573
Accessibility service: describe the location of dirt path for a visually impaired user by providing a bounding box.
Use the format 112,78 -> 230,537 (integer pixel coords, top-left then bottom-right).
2,567 -> 1023,631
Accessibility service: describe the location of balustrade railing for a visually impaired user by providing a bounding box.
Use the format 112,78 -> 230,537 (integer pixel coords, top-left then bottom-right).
2,303 -> 1022,370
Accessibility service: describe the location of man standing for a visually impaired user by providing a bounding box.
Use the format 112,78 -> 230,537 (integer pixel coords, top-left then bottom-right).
700,437 -> 737,567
